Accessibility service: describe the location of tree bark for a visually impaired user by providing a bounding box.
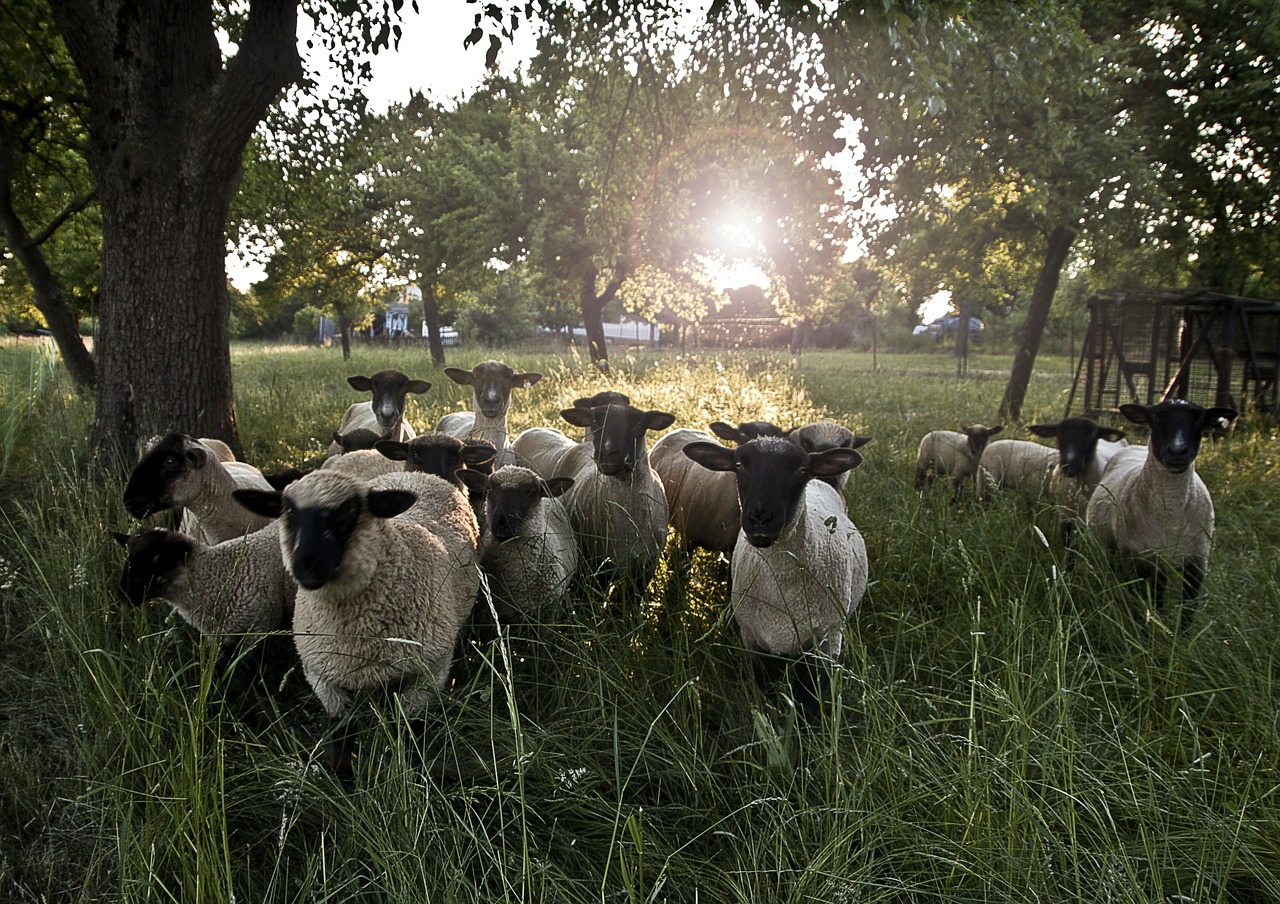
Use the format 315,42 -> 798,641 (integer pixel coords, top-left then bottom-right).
420,280 -> 446,366
49,0 -> 302,465
580,263 -> 610,372
999,224 -> 1077,421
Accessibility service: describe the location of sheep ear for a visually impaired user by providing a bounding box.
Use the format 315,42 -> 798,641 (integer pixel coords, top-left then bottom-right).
111,531 -> 131,548
332,430 -> 344,444
444,367 -> 473,386
347,375 -> 373,392
407,379 -> 432,395
643,411 -> 676,431
806,447 -> 863,478
1118,404 -> 1150,425
709,422 -> 745,444
456,470 -> 488,496
1025,423 -> 1059,438
461,443 -> 497,469
544,477 -> 575,498
987,425 -> 1004,436
848,435 -> 873,451
375,440 -> 409,461
1098,427 -> 1126,442
682,441 -> 736,472
513,372 -> 542,389
233,488 -> 282,519
367,489 -> 416,519
184,444 -> 208,469
560,407 -> 595,428
1205,407 -> 1237,428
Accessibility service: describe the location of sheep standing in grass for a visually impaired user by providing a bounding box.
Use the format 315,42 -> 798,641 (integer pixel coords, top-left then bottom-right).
124,434 -> 275,544
683,436 -> 867,718
515,401 -> 674,597
787,420 -> 873,492
975,439 -> 1060,504
326,370 -> 431,457
113,522 -> 296,706
915,424 -> 1003,492
234,470 -> 480,776
435,360 -> 542,469
1024,416 -> 1127,538
650,420 -> 786,554
458,466 -> 578,617
1085,399 -> 1236,622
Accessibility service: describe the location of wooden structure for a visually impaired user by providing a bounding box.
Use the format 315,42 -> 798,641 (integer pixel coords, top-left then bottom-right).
1066,288 -> 1280,419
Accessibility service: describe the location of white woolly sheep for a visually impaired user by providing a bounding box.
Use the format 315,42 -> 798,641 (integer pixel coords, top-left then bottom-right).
458,465 -> 578,617
124,433 -> 274,544
786,420 -> 872,492
517,401 -> 674,597
113,522 -> 296,704
435,360 -> 543,469
915,424 -> 1003,491
683,436 -> 867,719
1024,416 -> 1126,537
319,448 -> 403,481
234,469 -> 480,777
649,420 -> 785,554
1085,399 -> 1236,622
326,369 -> 431,457
974,439 -> 1060,504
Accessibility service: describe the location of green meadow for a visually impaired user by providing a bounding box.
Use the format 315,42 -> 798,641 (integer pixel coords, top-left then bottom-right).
2,337 -> 1278,902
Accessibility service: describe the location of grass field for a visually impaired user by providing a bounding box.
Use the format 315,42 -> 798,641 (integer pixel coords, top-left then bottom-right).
1,337 -> 1278,902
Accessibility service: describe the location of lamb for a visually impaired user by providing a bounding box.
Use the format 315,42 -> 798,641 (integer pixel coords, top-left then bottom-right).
113,522 -> 296,704
1023,416 -> 1127,537
786,420 -> 873,492
123,433 -> 275,544
319,448 -> 402,481
457,466 -> 578,617
376,432 -> 499,529
331,427 -> 385,454
683,436 -> 867,719
233,469 -> 481,776
915,424 -> 1003,491
1085,399 -> 1236,623
435,360 -> 543,469
974,439 -> 1059,504
326,370 -> 431,457
515,401 -> 674,597
649,420 -> 786,554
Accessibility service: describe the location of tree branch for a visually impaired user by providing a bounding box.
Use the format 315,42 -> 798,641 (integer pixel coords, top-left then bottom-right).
26,190 -> 96,248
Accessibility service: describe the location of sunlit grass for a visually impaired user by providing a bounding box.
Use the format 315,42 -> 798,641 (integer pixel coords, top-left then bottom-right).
1,339 -> 1278,901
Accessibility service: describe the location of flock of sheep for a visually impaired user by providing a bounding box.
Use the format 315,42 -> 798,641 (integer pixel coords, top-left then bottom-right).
111,359 -> 1237,776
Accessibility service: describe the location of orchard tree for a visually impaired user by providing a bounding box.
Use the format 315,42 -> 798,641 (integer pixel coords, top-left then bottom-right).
618,260 -> 722,350
0,0 -> 97,389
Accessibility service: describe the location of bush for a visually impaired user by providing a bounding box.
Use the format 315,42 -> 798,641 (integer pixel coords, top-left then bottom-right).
291,305 -> 325,343
455,283 -> 538,346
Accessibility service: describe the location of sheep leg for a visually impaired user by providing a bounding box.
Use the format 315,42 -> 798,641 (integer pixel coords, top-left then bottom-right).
790,654 -> 833,724
213,639 -> 277,729
1179,559 -> 1205,628
328,718 -> 359,784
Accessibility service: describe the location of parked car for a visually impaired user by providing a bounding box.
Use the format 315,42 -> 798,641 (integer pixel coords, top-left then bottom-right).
922,315 -> 985,343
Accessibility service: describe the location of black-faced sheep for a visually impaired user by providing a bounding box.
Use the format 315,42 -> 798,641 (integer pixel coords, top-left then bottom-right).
458,465 -> 578,618
1084,399 -> 1236,623
234,469 -> 480,777
113,523 -> 296,705
435,360 -> 543,469
786,420 -> 873,492
915,424 -> 1003,491
1024,416 -> 1126,539
326,370 -> 431,457
123,434 -> 274,544
683,436 -> 867,719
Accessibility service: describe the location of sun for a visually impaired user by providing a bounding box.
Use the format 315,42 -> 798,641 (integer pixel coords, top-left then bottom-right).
701,207 -> 768,292
701,254 -> 770,293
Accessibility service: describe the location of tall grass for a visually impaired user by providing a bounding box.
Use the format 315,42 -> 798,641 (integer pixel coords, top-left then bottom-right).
1,340 -> 1278,902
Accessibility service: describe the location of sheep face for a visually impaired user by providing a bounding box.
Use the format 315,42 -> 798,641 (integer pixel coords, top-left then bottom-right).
123,433 -> 209,517
560,403 -> 675,477
347,370 -> 431,432
787,421 -> 873,488
684,437 -> 863,549
479,467 -> 574,541
445,360 -> 542,420
234,473 -> 417,591
1026,417 -> 1125,478
1119,400 -> 1237,474
461,440 -> 499,475
332,427 -> 384,453
962,423 -> 1003,457
709,420 -> 786,445
377,433 -> 466,485
113,528 -> 194,607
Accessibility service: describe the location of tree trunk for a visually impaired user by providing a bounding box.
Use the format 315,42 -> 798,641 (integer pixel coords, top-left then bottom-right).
579,263 -> 611,374
50,0 -> 302,466
337,308 -> 352,361
999,224 -> 1077,421
420,280 -> 445,366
